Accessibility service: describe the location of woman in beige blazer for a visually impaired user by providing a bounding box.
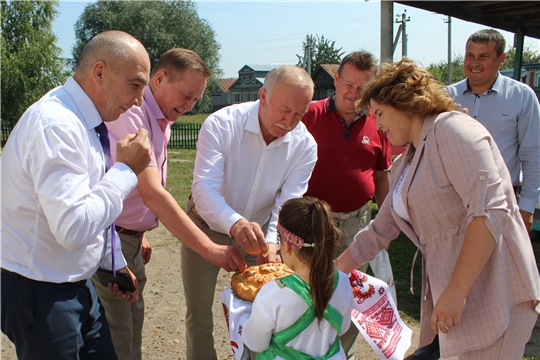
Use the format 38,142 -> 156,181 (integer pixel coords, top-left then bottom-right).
336,58 -> 540,359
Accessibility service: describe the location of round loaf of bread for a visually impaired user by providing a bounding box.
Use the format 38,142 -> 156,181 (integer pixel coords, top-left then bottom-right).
231,263 -> 294,302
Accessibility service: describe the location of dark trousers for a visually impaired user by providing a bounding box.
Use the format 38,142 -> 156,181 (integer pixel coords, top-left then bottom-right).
1,269 -> 118,360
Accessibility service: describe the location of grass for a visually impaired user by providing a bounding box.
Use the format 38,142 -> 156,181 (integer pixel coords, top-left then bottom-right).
165,148 -> 540,359
175,113 -> 209,124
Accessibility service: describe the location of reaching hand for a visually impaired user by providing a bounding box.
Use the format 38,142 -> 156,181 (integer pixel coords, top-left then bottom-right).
257,243 -> 281,264
204,244 -> 247,272
230,218 -> 268,255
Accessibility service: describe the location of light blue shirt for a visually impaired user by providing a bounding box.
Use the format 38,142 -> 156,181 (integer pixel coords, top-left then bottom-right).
447,74 -> 540,213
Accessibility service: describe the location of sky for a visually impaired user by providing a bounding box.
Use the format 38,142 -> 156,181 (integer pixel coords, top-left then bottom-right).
53,1 -> 540,78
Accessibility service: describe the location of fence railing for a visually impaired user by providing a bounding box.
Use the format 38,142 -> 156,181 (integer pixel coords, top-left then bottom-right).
1,122 -> 202,149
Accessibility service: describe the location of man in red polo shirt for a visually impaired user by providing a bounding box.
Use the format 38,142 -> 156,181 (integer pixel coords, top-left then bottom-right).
302,51 -> 393,358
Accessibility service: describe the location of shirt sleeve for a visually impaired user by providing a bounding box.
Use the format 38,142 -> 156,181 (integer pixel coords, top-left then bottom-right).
265,140 -> 317,244
435,112 -> 512,242
28,123 -> 137,255
192,115 -> 243,235
517,87 -> 540,213
348,187 -> 402,266
242,283 -> 277,353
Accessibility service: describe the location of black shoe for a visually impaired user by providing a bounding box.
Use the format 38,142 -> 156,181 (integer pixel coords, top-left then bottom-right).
406,335 -> 440,360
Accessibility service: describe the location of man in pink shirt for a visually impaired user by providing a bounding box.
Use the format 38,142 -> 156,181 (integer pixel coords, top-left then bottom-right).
91,48 -> 247,360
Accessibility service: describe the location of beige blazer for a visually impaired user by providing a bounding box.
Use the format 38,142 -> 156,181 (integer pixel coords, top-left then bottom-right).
349,111 -> 540,357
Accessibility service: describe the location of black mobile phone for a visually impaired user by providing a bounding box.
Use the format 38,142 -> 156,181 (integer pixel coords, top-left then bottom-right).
95,268 -> 136,292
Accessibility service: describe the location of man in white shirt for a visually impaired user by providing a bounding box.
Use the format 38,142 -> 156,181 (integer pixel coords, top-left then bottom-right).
183,65 -> 318,359
1,30 -> 152,360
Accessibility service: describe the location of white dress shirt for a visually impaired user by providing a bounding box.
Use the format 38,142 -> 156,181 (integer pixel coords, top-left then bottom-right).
192,100 -> 317,244
1,77 -> 137,283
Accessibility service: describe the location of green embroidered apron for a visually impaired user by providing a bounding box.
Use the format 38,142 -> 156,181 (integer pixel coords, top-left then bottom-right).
256,271 -> 343,360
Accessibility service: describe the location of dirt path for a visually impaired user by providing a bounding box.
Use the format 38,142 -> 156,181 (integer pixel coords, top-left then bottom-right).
1,223 -> 420,359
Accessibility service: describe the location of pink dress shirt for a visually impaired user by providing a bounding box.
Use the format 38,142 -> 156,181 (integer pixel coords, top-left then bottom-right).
106,86 -> 173,231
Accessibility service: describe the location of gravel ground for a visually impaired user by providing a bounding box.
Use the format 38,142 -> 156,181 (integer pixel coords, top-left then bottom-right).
1,224 -> 420,359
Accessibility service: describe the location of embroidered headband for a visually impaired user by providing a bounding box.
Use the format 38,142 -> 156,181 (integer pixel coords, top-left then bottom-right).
277,222 -> 315,249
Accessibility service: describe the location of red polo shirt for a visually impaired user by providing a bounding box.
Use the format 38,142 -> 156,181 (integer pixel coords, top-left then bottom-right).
302,96 -> 392,212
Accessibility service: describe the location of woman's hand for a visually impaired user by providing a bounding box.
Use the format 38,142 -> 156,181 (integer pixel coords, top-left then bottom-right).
430,284 -> 467,334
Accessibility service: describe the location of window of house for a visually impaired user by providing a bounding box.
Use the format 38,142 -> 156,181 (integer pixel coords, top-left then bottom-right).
233,93 -> 240,103
535,72 -> 540,87
251,93 -> 258,101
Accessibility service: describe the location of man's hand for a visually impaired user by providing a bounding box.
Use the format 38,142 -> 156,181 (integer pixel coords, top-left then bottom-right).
141,233 -> 152,265
116,128 -> 152,175
520,209 -> 533,233
203,244 -> 247,272
107,266 -> 139,304
257,243 -> 281,264
230,218 -> 268,255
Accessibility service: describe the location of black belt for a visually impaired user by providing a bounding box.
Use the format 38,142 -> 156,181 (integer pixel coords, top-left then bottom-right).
116,226 -> 146,237
1,268 -> 87,285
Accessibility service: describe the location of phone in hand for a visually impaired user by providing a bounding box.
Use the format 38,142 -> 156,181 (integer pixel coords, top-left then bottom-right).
95,268 -> 136,292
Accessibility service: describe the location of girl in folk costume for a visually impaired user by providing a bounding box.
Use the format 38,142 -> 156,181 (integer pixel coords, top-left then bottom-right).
242,197 -> 353,360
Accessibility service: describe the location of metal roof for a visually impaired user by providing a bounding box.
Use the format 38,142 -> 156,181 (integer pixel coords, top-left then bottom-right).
244,64 -> 292,72
396,1 -> 540,40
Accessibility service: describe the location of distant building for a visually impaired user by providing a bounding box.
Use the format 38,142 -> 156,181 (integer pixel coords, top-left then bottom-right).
523,63 -> 540,98
210,64 -> 290,112
501,64 -> 540,99
311,64 -> 339,100
211,78 -> 236,112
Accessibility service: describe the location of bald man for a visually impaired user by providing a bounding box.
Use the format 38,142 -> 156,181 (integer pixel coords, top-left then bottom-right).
1,30 -> 152,360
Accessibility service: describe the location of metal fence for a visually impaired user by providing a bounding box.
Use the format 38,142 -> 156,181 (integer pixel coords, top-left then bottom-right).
0,122 -> 202,149
1,123 -> 12,147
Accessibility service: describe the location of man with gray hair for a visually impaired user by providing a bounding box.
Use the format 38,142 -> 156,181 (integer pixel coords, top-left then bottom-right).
183,65 -> 318,359
1,30 -> 152,359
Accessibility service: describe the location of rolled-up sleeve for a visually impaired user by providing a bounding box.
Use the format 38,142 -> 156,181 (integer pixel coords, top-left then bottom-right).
436,113 -> 510,242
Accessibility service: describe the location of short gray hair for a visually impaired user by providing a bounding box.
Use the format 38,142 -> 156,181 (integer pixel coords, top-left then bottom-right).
262,66 -> 314,96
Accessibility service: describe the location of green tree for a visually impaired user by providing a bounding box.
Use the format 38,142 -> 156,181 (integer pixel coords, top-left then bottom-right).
73,0 -> 221,114
1,0 -> 69,127
296,34 -> 344,74
502,45 -> 540,70
426,54 -> 466,85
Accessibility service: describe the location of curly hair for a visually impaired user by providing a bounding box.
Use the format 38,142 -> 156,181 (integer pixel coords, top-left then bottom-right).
356,57 -> 460,118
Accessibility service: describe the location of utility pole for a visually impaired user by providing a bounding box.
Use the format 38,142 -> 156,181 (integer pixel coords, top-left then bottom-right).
307,36 -> 312,75
302,36 -> 312,75
445,16 -> 452,85
394,10 -> 410,58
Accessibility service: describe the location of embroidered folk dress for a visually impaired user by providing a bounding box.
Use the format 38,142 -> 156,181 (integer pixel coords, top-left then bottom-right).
242,271 -> 352,360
